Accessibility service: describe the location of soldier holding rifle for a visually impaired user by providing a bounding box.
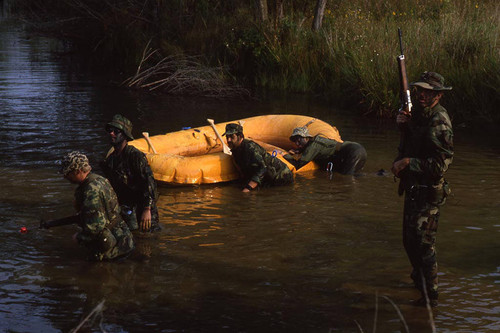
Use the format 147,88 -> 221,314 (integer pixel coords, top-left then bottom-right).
392,29 -> 453,308
41,151 -> 135,261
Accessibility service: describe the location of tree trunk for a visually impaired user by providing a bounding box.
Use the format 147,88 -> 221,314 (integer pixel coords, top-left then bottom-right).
256,0 -> 268,22
312,0 -> 327,31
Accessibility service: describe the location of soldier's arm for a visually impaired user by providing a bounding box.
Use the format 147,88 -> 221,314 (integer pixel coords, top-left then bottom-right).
407,116 -> 453,180
129,148 -> 156,208
247,146 -> 267,186
77,187 -> 108,243
292,143 -> 320,170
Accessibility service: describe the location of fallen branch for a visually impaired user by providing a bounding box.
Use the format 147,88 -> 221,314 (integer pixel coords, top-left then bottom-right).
123,49 -> 250,99
70,299 -> 106,333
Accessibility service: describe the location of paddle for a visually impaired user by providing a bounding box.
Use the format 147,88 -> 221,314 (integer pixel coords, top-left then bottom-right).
207,118 -> 232,155
142,132 -> 158,154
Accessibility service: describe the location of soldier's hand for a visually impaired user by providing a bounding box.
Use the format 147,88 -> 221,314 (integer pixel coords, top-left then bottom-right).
140,209 -> 152,231
391,158 -> 410,178
396,111 -> 410,127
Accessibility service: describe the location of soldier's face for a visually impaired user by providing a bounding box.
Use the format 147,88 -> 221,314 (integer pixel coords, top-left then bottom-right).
292,136 -> 308,149
107,126 -> 126,146
226,133 -> 242,150
415,87 -> 442,108
64,170 -> 82,184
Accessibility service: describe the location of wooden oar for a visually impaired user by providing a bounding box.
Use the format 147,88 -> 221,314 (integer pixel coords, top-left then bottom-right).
142,132 -> 158,154
207,119 -> 232,155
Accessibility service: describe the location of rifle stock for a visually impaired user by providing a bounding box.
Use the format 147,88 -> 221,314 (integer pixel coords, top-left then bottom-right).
397,28 -> 412,114
40,214 -> 80,229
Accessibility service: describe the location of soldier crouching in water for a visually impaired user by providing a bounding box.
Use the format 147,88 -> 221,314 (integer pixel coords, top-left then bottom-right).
60,151 -> 135,261
223,123 -> 294,192
284,126 -> 367,175
100,114 -> 160,233
392,72 -> 453,307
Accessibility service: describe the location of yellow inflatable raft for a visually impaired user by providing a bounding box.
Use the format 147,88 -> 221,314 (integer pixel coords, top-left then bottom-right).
129,114 -> 342,185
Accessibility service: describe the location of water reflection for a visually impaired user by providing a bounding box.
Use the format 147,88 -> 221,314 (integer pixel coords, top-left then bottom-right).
1,17 -> 499,333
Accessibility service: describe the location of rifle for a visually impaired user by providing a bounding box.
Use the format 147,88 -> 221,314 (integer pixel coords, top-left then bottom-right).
40,214 -> 81,229
394,28 -> 413,188
397,28 -> 412,115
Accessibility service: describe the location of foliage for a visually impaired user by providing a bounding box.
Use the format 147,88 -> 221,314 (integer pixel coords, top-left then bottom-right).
10,0 -> 500,123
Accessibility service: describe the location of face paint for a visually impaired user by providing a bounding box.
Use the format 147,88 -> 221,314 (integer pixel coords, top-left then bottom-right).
108,127 -> 126,147
415,87 -> 441,108
293,137 -> 309,149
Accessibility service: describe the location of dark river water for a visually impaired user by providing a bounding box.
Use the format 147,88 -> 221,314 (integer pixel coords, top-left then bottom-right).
1,17 -> 499,333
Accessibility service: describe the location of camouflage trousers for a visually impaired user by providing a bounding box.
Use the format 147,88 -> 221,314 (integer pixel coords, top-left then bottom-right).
402,187 -> 442,300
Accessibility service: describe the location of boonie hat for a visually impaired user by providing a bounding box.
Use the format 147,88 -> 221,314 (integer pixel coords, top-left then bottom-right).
289,126 -> 312,141
410,71 -> 452,91
60,151 -> 91,176
222,123 -> 244,136
106,114 -> 134,141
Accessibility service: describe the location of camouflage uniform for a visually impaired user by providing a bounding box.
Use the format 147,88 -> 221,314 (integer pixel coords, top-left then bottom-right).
284,127 -> 366,174
101,145 -> 160,231
231,139 -> 293,188
60,152 -> 135,261
396,72 -> 453,301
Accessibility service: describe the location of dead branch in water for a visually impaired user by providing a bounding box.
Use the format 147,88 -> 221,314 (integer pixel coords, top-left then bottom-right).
70,299 -> 106,333
123,46 -> 250,99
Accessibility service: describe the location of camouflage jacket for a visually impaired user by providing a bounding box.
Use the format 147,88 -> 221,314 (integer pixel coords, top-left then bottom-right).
396,103 -> 454,190
284,135 -> 340,170
75,173 -> 134,260
231,139 -> 293,186
101,145 -> 158,210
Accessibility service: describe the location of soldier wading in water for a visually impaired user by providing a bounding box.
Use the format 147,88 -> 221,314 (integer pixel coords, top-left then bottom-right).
55,151 -> 135,261
392,71 -> 453,307
101,114 -> 161,233
223,123 -> 294,192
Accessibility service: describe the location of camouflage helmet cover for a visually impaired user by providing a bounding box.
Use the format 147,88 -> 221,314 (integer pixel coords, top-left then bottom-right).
106,114 -> 134,141
222,123 -> 244,136
60,151 -> 91,175
289,126 -> 312,141
410,71 -> 452,91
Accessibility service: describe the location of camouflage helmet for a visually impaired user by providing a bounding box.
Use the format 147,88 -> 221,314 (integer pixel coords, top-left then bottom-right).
222,123 -> 244,136
106,114 -> 134,141
60,151 -> 91,176
289,126 -> 312,141
410,71 -> 452,91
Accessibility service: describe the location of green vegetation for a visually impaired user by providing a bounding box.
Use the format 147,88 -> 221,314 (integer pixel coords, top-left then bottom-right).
11,0 -> 500,123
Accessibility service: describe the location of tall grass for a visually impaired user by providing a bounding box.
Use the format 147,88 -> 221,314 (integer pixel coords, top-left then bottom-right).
10,0 -> 500,123
227,0 -> 499,121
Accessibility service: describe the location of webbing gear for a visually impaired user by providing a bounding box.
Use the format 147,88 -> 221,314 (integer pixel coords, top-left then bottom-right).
408,185 -> 428,201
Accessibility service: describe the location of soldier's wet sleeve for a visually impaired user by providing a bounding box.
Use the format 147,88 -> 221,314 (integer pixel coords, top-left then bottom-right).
283,154 -> 299,168
247,144 -> 267,185
293,143 -> 320,169
408,111 -> 454,180
130,149 -> 156,208
77,185 -> 108,244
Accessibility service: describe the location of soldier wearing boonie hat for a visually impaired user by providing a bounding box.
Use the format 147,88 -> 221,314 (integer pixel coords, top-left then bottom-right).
56,151 -> 135,261
101,114 -> 160,233
285,126 -> 366,175
410,71 -> 452,91
391,71 -> 454,307
106,114 -> 134,141
60,151 -> 91,176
